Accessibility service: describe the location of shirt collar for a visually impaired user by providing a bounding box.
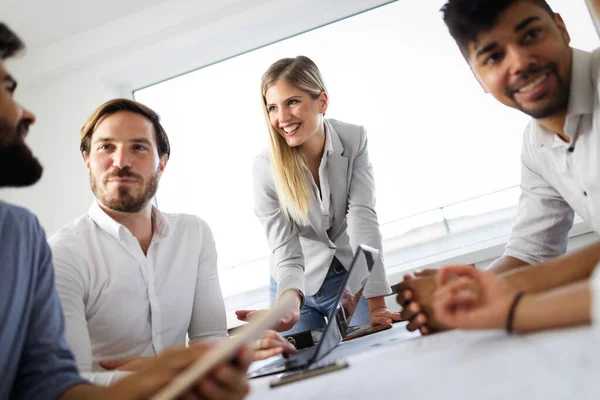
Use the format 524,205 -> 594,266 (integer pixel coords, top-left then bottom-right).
530,48 -> 593,149
324,119 -> 344,155
88,200 -> 171,241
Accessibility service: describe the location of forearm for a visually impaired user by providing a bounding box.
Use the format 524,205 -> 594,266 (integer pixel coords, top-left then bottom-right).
486,256 -> 530,274
60,384 -> 108,400
367,296 -> 386,312
502,241 -> 600,293
513,280 -> 591,333
280,288 -> 303,309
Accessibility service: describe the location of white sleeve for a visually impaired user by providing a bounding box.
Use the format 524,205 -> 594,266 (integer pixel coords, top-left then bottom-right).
503,133 -> 574,265
188,219 -> 228,344
51,242 -> 130,386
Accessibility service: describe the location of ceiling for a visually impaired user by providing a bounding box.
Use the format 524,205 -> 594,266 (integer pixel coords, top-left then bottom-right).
2,0 -> 167,48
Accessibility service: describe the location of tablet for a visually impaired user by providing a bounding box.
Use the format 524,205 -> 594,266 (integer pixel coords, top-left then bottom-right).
150,295 -> 296,400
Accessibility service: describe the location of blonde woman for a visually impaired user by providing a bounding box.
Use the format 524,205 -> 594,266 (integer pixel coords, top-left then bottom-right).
236,56 -> 402,334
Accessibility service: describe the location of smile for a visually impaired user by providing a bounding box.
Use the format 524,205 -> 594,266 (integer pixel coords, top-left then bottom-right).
282,124 -> 301,135
517,72 -> 549,93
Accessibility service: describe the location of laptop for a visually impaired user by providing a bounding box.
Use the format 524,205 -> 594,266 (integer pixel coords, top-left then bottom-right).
247,244 -> 378,379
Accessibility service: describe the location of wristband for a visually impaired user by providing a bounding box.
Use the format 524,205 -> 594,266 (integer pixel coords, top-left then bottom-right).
506,291 -> 525,333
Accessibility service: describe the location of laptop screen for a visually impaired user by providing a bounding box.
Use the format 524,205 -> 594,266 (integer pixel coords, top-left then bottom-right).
312,245 -> 377,361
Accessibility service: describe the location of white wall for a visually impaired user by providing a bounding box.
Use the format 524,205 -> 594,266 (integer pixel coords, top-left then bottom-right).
1,0 -> 391,235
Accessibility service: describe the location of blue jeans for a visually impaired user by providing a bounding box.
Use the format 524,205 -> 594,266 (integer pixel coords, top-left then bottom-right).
270,260 -> 370,335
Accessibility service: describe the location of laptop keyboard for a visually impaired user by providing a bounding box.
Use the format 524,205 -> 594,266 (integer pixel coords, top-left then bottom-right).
258,345 -> 317,371
287,345 -> 318,366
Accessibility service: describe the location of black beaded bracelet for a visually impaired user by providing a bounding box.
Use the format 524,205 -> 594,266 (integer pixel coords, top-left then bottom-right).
506,291 -> 525,333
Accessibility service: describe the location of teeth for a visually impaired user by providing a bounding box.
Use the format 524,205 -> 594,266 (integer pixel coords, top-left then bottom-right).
283,124 -> 299,133
518,74 -> 548,93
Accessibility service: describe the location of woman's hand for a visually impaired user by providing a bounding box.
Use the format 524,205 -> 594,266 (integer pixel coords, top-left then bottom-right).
367,296 -> 403,326
432,265 -> 517,329
251,329 -> 297,360
235,289 -> 302,332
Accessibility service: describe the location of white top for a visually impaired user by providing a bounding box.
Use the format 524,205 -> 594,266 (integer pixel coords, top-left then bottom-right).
306,125 -> 334,231
504,48 -> 600,264
49,201 -> 228,385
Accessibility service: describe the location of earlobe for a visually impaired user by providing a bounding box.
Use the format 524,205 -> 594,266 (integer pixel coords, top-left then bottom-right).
82,151 -> 91,170
159,154 -> 169,173
319,91 -> 329,114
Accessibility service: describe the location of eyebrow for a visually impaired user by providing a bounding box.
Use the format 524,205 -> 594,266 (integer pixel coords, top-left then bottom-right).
476,42 -> 498,59
266,95 -> 302,108
515,16 -> 540,32
475,16 -> 542,60
92,137 -> 153,146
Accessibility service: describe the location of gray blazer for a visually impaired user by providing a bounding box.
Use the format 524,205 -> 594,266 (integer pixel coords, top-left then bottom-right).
253,118 -> 392,299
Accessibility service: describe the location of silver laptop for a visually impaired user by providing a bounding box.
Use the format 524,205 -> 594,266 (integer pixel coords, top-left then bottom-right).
247,244 -> 377,379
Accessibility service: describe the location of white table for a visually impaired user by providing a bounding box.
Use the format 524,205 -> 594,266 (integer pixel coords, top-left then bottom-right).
248,323 -> 600,399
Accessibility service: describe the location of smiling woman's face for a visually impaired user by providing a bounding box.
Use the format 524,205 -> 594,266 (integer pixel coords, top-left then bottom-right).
265,79 -> 328,149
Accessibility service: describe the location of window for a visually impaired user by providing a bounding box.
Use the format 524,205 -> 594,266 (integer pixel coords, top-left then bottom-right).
134,0 -> 599,321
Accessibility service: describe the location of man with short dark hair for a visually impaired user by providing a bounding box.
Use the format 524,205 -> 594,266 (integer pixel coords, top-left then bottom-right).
0,22 -> 252,399
396,0 -> 600,334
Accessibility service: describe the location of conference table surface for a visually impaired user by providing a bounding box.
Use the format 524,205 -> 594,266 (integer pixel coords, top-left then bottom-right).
247,322 -> 599,399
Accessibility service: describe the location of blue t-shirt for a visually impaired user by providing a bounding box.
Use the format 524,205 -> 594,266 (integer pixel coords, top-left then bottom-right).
0,201 -> 86,399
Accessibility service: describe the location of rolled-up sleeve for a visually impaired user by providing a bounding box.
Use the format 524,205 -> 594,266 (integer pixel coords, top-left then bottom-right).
503,136 -> 574,265
253,154 -> 305,299
346,127 -> 391,297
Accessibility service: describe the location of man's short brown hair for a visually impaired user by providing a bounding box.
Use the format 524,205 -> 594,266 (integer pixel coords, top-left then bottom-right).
80,98 -> 171,158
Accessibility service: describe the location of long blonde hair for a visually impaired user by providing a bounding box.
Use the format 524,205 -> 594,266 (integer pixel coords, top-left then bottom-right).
261,56 -> 328,226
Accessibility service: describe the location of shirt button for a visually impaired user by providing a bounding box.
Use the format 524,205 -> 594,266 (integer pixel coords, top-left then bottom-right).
584,191 -> 588,197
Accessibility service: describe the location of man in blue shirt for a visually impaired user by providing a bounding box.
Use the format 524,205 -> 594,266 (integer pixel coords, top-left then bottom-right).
0,22 -> 251,400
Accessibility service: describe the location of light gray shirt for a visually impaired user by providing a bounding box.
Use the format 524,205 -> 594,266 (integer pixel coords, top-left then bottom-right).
254,119 -> 392,299
504,48 -> 600,264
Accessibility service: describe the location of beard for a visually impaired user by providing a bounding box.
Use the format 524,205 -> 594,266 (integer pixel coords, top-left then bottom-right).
0,119 -> 43,188
91,166 -> 160,213
506,62 -> 570,119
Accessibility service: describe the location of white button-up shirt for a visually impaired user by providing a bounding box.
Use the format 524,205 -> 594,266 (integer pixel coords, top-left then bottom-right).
504,48 -> 600,264
49,201 -> 227,385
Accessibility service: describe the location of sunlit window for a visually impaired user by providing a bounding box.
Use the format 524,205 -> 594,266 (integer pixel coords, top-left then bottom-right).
134,0 -> 598,318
